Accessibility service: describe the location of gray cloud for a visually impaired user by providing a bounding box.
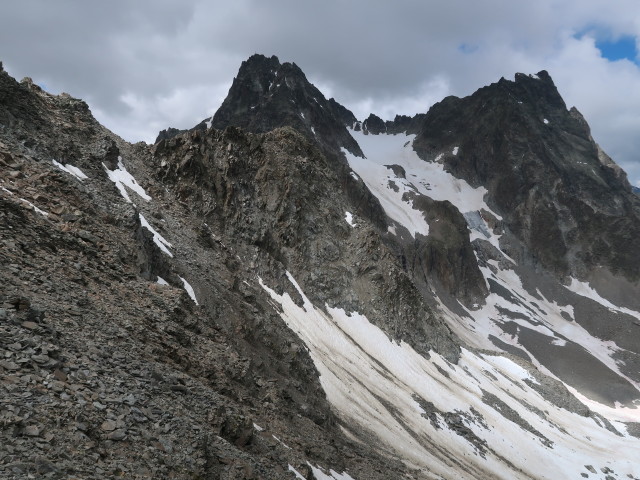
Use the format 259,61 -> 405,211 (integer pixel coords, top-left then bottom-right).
2,0 -> 640,183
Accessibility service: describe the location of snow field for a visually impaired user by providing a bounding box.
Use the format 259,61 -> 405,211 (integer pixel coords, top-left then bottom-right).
260,271 -> 640,479
343,131 -> 504,258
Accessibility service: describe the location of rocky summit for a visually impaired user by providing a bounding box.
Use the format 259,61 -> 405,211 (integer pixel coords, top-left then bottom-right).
2,54 -> 640,480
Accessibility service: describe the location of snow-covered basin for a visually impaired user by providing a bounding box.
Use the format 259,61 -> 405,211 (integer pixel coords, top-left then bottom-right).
343,131 -> 500,239
260,272 -> 640,480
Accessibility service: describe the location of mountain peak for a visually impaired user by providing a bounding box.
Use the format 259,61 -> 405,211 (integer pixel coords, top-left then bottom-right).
205,54 -> 363,155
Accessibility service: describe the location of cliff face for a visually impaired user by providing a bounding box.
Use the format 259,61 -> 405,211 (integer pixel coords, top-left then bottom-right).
158,54 -> 362,158
412,71 -> 640,284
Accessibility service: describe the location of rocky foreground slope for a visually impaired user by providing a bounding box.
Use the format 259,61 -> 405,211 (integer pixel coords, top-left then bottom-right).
2,55 -> 640,479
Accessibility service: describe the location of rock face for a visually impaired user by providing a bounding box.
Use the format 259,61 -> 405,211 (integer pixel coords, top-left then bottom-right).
152,125 -> 459,362
157,54 -> 363,157
3,56 -> 640,480
412,71 -> 640,284
211,54 -> 362,156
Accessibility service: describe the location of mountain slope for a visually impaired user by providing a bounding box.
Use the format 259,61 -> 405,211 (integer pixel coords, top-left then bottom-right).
413,71 -> 640,285
2,56 -> 640,480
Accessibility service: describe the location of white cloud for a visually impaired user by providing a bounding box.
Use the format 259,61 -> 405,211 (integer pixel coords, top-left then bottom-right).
1,0 -> 640,181
91,82 -> 231,143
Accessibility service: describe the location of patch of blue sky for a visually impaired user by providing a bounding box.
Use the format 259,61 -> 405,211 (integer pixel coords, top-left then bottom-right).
574,28 -> 638,64
595,35 -> 638,63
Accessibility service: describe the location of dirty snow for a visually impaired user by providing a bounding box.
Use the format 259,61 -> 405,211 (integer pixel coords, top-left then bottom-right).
139,213 -> 173,257
103,157 -> 151,203
52,159 -> 88,180
179,276 -> 198,305
566,278 -> 640,320
260,271 -> 640,480
446,264 -> 640,395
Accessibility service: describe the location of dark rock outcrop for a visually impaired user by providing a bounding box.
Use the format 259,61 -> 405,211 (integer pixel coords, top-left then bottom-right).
157,54 -> 363,157
362,113 -> 386,135
413,70 -> 640,282
412,197 -> 489,306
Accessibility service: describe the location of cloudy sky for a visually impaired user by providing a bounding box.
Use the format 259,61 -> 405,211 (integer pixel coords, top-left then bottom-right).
2,1 -> 640,183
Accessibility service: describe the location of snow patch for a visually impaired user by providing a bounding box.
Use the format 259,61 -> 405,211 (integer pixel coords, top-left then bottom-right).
52,159 -> 88,180
566,278 -> 640,320
308,464 -> 356,480
179,276 -> 198,305
139,214 -> 173,257
2,186 -> 48,216
288,465 -> 306,480
19,198 -> 48,216
271,434 -> 290,449
204,116 -> 213,129
344,211 -> 356,227
253,423 -> 264,432
566,386 -> 640,423
156,276 -> 169,286
103,157 -> 151,203
452,146 -> 459,156
543,118 -> 549,125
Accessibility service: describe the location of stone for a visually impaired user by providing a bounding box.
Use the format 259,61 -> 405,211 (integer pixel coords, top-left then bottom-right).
0,360 -> 19,371
24,425 -> 41,437
101,420 -> 117,431
53,369 -> 68,382
107,429 -> 127,441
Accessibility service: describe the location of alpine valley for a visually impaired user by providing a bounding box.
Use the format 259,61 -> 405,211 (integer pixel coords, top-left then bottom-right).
2,54 -> 640,480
